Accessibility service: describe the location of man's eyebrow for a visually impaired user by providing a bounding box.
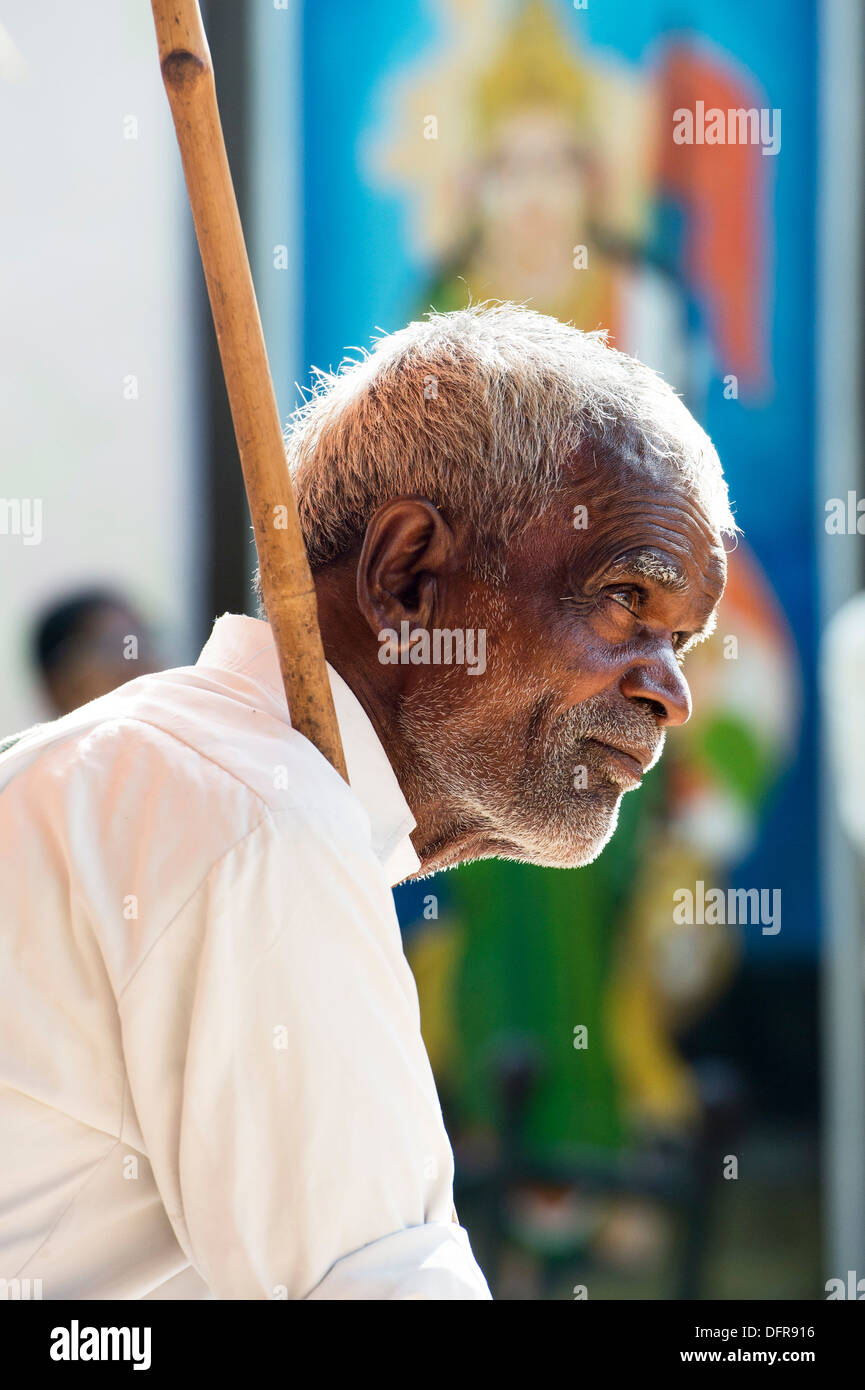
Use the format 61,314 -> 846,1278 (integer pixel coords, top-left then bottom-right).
602,549 -> 689,594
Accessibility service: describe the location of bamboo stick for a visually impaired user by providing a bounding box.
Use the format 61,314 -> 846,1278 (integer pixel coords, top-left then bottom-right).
151,0 -> 348,782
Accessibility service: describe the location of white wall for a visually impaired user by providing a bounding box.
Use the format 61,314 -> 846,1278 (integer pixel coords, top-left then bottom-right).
0,0 -> 203,731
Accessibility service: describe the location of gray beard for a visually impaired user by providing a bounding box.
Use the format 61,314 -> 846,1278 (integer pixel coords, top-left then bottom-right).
397,673 -> 664,870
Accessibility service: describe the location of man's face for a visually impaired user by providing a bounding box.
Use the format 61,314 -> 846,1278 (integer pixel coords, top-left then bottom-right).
397,457 -> 727,869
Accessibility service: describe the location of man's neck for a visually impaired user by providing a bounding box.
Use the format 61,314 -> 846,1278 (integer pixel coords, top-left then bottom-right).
314,566 -> 507,877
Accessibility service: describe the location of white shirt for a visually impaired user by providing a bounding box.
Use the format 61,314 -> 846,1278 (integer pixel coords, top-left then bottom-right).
0,613 -> 491,1300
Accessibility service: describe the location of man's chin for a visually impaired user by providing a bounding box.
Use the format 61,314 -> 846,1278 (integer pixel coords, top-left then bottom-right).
495,788 -> 624,869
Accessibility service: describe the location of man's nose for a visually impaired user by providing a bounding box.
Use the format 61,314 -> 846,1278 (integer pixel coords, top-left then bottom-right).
618,651 -> 692,727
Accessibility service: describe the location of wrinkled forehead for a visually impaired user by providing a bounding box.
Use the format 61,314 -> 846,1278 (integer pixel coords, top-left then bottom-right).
564,448 -> 728,591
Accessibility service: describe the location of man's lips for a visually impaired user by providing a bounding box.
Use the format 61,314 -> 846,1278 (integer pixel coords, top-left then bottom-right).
584,738 -> 652,787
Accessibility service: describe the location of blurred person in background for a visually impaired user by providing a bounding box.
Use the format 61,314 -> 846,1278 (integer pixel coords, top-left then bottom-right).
31,588 -> 160,719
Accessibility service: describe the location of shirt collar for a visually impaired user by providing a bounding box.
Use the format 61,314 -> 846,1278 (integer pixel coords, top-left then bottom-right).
196,613 -> 421,887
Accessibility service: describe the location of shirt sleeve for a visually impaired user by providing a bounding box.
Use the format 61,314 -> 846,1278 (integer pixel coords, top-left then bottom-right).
116,802 -> 491,1300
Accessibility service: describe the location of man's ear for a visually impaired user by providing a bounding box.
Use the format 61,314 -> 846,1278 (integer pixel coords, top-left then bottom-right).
356,498 -> 459,638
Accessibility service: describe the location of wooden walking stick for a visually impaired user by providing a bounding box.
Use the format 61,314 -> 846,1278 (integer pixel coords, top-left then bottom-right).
151,0 -> 348,782
152,1 -> 461,1230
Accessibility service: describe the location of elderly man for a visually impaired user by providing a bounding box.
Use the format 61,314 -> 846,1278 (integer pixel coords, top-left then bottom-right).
0,304 -> 730,1301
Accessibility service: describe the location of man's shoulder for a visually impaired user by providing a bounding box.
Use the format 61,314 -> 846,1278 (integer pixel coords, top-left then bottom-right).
1,665 -> 366,845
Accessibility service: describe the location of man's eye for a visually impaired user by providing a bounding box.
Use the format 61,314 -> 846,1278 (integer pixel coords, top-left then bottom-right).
606,586 -> 643,615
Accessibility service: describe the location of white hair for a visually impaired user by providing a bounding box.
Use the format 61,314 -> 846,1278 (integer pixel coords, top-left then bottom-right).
284,301 -> 736,583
